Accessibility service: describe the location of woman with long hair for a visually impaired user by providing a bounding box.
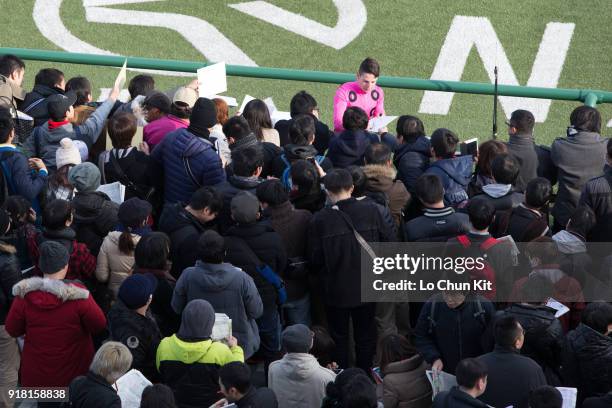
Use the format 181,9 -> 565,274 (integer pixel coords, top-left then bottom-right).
243,99 -> 280,146
468,140 -> 508,197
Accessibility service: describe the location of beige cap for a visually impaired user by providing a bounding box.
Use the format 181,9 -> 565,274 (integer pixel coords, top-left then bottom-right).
173,86 -> 198,108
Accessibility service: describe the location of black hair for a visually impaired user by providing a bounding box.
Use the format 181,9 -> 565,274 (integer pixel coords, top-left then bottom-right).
243,99 -> 272,142
567,205 -> 596,237
290,91 -> 317,117
416,174 -> 444,205
134,232 -> 170,270
291,159 -> 319,192
170,101 -> 191,119
455,358 -> 488,389
34,68 -> 64,88
5,195 -> 31,228
118,228 -> 138,255
197,230 -> 225,264
396,115 -> 425,142
128,75 -> 155,99
65,76 -> 92,106
494,315 -> 523,349
311,326 -> 336,368
467,199 -> 495,230
509,110 -> 535,134
0,107 -> 14,143
0,54 -> 25,77
342,107 -> 368,131
218,362 -> 252,394
570,106 -> 601,134
520,274 -> 554,304
430,128 -> 459,158
256,179 -> 289,207
223,116 -> 251,141
491,154 -> 520,185
323,369 -> 368,408
230,145 -> 264,177
358,57 -> 380,77
528,386 -> 563,408
348,165 -> 367,197
581,301 -> 612,334
42,199 -> 72,231
189,187 -> 223,213
323,168 -> 354,194
364,143 -> 392,165
341,375 -> 377,408
525,177 -> 551,209
289,114 -> 315,145
139,384 -> 177,408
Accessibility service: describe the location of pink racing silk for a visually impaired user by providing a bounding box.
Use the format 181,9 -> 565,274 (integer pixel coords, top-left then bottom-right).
333,81 -> 385,132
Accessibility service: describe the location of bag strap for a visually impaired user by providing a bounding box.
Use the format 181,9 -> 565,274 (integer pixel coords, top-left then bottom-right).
330,205 -> 377,259
183,156 -> 202,188
480,237 -> 498,251
472,297 -> 487,326
457,234 -> 470,248
97,152 -> 107,185
109,151 -> 136,190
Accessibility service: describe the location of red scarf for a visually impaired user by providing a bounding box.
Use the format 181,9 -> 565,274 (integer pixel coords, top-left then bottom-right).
48,120 -> 70,130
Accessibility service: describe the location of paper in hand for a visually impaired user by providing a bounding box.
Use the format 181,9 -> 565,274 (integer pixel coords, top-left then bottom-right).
114,369 -> 151,408
197,62 -> 227,98
96,182 -> 126,204
547,298 -> 570,318
211,313 -> 232,341
368,115 -> 398,132
556,387 -> 577,408
114,59 -> 127,90
238,94 -> 256,114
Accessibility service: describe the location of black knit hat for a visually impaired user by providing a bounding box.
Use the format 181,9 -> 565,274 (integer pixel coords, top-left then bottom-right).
188,97 -> 217,137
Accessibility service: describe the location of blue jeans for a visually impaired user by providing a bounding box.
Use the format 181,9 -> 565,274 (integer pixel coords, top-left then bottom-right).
283,294 -> 311,326
256,307 -> 281,359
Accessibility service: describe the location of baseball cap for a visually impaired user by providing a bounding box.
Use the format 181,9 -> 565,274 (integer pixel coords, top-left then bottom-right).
173,86 -> 199,108
47,92 -> 77,121
143,92 -> 171,114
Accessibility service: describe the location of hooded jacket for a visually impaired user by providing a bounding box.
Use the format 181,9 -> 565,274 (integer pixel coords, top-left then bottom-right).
553,229 -> 592,288
215,175 -> 265,233
580,167 -> 612,241
21,84 -> 64,126
0,241 -> 21,325
327,129 -> 376,168
5,277 -> 106,387
95,231 -> 142,296
271,144 -> 333,180
490,204 -> 549,242
68,371 -> 121,408
152,127 -> 225,204
470,184 -> 524,211
424,155 -> 473,207
172,261 -> 263,359
363,164 -> 410,227
0,145 -> 48,203
379,354 -> 432,408
156,300 -> 244,408
72,191 -> 119,256
562,323 -> 612,403
275,116 -> 333,154
433,387 -> 489,408
394,136 -> 432,193
268,353 -> 336,408
551,131 -> 607,227
404,207 -> 470,242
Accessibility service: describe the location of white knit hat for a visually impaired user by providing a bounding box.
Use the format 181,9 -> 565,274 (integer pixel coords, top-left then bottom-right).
55,138 -> 82,169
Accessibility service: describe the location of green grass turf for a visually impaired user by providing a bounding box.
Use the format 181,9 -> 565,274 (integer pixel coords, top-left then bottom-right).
1,0 -> 611,145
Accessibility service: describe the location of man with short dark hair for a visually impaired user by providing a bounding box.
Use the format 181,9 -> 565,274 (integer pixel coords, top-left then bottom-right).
528,386 -> 563,408
505,109 -> 539,192
0,54 -> 26,110
432,358 -> 489,407
21,68 -> 65,126
477,316 -> 546,408
333,57 -> 385,132
112,74 -> 155,117
216,361 -> 278,408
404,174 -> 470,242
159,186 -> 223,277
328,107 -> 377,168
393,115 -> 431,194
470,154 -> 524,211
424,128 -> 472,207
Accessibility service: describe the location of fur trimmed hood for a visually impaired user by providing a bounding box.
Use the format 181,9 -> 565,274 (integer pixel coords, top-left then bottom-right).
0,241 -> 16,255
363,164 -> 397,191
12,277 -> 89,304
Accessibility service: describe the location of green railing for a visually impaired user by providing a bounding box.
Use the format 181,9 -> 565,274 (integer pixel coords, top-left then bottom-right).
2,47 -> 611,107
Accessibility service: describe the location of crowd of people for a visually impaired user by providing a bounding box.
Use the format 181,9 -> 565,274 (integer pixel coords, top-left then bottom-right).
0,53 -> 611,408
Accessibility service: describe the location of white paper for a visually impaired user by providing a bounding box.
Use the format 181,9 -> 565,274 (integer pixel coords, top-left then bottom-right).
547,298 -> 570,318
114,60 -> 128,90
114,369 -> 151,408
211,313 -> 232,341
263,97 -> 277,114
16,111 -> 33,121
270,110 -> 292,126
96,182 -> 125,204
426,370 -> 457,398
368,115 -> 398,132
197,62 -> 227,98
556,387 -> 577,408
238,94 -> 256,114
212,95 -> 238,107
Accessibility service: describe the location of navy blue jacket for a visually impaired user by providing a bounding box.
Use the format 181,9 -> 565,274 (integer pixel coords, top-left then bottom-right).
0,145 -> 48,203
151,128 -> 225,204
394,136 -> 431,193
424,155 -> 473,207
327,129 -> 377,168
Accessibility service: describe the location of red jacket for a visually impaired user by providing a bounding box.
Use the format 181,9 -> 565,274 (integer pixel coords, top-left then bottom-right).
5,277 -> 106,387
27,231 -> 96,281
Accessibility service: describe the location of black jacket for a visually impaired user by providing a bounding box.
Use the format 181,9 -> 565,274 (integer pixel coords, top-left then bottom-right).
71,191 -> 119,256
224,221 -> 287,310
107,300 -> 162,382
327,129 -> 375,168
500,304 -> 564,384
275,116 -> 333,154
414,294 -> 495,374
0,241 -> 21,325
68,372 -> 121,408
562,323 -> 612,402
433,387 -> 489,408
477,346 -> 546,408
290,188 -> 327,213
580,167 -> 612,242
584,392 -> 612,408
404,207 -> 470,242
270,144 -> 333,180
308,197 -> 395,308
470,185 -> 524,212
490,204 -> 549,242
214,175 -> 265,233
159,203 -> 210,277
236,386 -> 278,408
394,136 -> 432,193
506,134 -> 539,192
22,84 -> 64,127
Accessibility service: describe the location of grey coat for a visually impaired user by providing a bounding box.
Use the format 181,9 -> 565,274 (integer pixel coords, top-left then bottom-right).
171,261 -> 264,359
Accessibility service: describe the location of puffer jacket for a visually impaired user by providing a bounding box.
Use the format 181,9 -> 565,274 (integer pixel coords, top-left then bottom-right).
379,354 -> 432,408
562,323 -> 612,402
95,231 -> 142,296
21,84 -> 64,126
394,136 -> 432,193
424,155 -> 473,207
71,191 -> 119,256
215,175 -> 265,233
151,127 -> 225,204
68,372 -> 121,408
268,352 -> 336,408
363,164 -> 411,227
327,129 -> 377,168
